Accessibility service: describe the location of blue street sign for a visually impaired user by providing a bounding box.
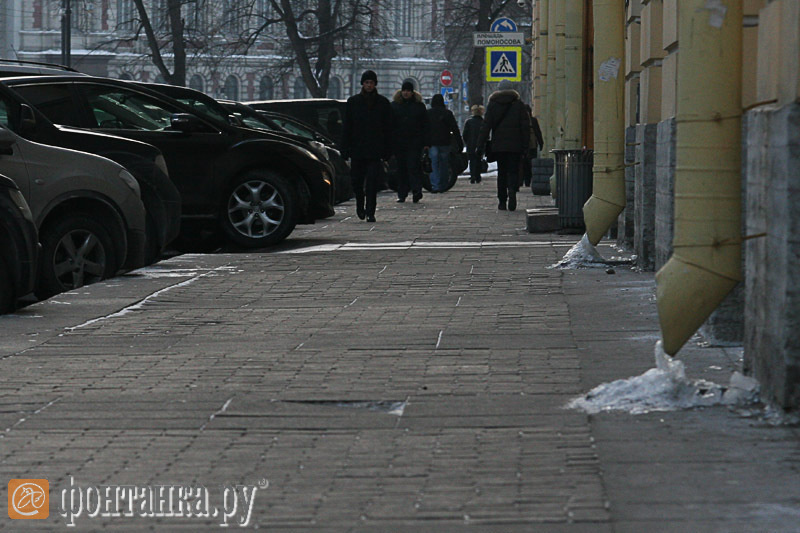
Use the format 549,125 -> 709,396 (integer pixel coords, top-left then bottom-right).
462,81 -> 468,102
440,87 -> 455,98
490,17 -> 517,32
486,47 -> 522,82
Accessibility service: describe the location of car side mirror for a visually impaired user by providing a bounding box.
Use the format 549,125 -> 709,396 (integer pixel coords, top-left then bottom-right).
170,113 -> 203,133
0,127 -> 16,155
19,104 -> 36,136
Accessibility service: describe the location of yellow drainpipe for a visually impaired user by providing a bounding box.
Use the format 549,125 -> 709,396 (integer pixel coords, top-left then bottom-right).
655,0 -> 743,355
546,0 -> 558,151
555,0 -> 567,148
533,0 -> 548,131
564,0 -> 584,149
582,0 -> 625,245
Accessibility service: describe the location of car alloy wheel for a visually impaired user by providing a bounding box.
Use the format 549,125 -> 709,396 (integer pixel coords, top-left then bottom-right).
222,171 -> 297,247
52,229 -> 108,289
38,213 -> 118,299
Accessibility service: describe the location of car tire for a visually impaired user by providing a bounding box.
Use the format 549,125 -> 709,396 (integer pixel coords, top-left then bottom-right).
37,213 -> 118,299
221,170 -> 297,247
0,257 -> 14,314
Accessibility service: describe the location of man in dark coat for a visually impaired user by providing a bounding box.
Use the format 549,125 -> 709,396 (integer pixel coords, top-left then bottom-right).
427,93 -> 463,192
462,104 -> 485,184
391,81 -> 430,203
520,103 -> 545,188
341,70 -> 393,222
477,80 -> 531,211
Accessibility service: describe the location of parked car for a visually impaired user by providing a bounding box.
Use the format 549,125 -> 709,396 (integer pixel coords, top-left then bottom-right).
0,123 -> 146,298
0,59 -> 85,78
245,98 -> 346,147
0,174 -> 38,313
2,76 -> 334,248
218,102 -> 352,204
0,84 -> 180,263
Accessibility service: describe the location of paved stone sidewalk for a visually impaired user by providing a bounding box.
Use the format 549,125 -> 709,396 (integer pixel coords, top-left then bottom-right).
1,176 -> 798,531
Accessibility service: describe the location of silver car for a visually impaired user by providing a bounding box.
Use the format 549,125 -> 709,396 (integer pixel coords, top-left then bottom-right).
0,124 -> 145,298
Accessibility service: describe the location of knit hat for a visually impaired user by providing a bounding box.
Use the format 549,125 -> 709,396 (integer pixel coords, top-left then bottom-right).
431,93 -> 445,107
401,80 -> 414,91
360,70 -> 378,85
470,104 -> 485,116
498,80 -> 515,91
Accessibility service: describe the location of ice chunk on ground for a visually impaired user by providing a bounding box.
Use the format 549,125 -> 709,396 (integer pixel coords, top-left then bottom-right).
567,341 -> 759,414
550,234 -> 608,269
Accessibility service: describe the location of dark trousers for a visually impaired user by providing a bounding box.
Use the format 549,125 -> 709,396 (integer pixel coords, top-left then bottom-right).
496,152 -> 522,203
521,151 -> 533,187
394,148 -> 423,199
468,152 -> 482,182
350,158 -> 382,216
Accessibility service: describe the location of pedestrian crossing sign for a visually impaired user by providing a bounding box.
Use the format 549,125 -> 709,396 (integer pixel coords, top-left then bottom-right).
486,47 -> 521,82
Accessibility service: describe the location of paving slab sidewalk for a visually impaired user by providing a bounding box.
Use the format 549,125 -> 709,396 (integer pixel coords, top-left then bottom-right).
0,176 -> 797,532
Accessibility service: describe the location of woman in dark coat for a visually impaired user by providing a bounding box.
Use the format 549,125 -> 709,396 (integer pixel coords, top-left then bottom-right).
427,94 -> 462,193
477,80 -> 531,211
462,104 -> 485,184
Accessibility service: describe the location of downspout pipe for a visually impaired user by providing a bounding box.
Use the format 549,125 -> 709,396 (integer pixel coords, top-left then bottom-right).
582,0 -> 626,245
655,0 -> 742,356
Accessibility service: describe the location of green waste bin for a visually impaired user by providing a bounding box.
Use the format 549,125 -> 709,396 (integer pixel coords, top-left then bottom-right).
552,149 -> 593,229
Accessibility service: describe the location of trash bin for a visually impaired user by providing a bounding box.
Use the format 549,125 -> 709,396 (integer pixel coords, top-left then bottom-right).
552,149 -> 593,229
530,158 -> 554,195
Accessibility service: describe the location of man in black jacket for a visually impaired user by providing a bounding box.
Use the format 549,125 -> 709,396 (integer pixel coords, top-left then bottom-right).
342,70 -> 393,222
477,80 -> 531,211
391,81 -> 430,203
427,94 -> 463,193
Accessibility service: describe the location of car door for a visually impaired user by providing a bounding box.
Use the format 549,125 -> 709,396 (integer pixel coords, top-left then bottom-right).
72,82 -> 231,218
0,99 -> 31,203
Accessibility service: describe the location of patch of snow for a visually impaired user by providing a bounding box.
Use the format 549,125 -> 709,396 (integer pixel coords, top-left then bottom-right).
567,341 -> 760,415
550,234 -> 608,269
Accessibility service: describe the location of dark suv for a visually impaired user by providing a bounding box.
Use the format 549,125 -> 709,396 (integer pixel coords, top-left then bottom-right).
0,83 -> 180,263
245,98 -> 346,147
3,76 -> 335,248
0,174 -> 38,313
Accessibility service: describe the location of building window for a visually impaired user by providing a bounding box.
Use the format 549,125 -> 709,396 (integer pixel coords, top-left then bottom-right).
117,0 -> 135,32
186,0 -> 207,33
189,74 -> 205,93
151,0 -> 169,32
328,77 -> 342,99
259,76 -> 274,100
223,75 -> 239,100
293,77 -> 307,99
118,72 -> 133,81
223,0 -> 244,34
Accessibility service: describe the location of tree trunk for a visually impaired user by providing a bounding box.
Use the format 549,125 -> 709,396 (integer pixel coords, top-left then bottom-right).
166,0 -> 186,86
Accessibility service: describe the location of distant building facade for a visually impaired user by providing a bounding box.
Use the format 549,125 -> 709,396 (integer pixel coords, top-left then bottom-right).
0,0 -> 449,101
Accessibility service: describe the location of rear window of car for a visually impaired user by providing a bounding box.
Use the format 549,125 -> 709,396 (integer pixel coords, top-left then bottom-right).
10,83 -> 82,127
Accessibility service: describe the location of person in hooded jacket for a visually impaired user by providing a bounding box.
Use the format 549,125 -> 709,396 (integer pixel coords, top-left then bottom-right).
520,103 -> 545,188
427,93 -> 463,193
462,104 -> 485,184
341,70 -> 393,222
477,80 -> 531,211
391,81 -> 430,203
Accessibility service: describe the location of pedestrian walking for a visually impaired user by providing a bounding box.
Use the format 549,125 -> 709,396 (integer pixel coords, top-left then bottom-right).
462,104 -> 485,184
391,81 -> 430,203
477,80 -> 531,211
341,70 -> 393,222
520,104 -> 545,188
427,93 -> 463,193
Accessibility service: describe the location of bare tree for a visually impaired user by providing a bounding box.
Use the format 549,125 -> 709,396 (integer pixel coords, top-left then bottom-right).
132,0 -> 188,85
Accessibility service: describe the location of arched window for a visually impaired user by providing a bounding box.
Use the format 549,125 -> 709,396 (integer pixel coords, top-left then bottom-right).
328,77 -> 342,99
153,73 -> 166,84
189,75 -> 204,93
223,75 -> 240,100
259,76 -> 274,100
293,77 -> 307,99
118,72 -> 133,81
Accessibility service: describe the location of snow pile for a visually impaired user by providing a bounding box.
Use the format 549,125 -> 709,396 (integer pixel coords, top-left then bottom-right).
550,234 -> 608,269
567,341 -> 760,414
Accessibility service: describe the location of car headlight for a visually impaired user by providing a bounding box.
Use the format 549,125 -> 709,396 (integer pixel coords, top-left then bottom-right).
119,169 -> 141,196
8,188 -> 33,222
153,154 -> 170,178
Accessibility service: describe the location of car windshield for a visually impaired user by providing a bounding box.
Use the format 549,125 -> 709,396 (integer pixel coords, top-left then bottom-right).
225,105 -> 281,133
266,115 -> 317,141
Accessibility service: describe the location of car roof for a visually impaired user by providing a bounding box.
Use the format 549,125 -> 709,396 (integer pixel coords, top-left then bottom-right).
0,60 -> 83,78
245,98 -> 345,105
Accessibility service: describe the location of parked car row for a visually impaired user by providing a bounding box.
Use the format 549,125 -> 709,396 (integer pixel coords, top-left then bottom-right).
0,60 -> 340,312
